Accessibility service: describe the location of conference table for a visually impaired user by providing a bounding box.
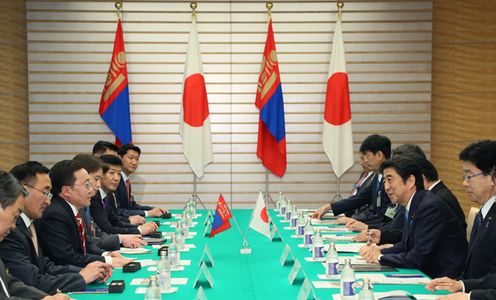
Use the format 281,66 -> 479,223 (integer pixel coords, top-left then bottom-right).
70,209 -> 448,299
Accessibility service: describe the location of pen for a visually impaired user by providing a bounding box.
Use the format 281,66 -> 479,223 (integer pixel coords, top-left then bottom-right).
367,229 -> 372,245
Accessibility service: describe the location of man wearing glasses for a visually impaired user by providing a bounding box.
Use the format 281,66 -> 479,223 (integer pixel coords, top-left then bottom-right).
0,161 -> 111,294
36,160 -> 131,268
427,140 -> 496,300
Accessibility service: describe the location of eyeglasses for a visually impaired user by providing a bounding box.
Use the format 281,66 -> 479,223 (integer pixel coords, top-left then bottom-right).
73,181 -> 93,190
24,184 -> 53,200
461,172 -> 484,182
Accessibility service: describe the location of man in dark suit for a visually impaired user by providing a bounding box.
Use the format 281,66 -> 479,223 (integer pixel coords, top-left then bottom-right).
37,160 -> 131,268
0,170 -> 68,300
458,141 -> 496,280
353,155 -> 467,245
0,162 -> 110,294
114,144 -> 166,218
360,156 -> 467,279
428,141 -> 496,286
312,135 -> 394,228
91,155 -> 157,235
73,154 -> 146,249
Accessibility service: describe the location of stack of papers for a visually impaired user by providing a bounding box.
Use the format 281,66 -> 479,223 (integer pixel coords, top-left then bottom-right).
119,247 -> 151,255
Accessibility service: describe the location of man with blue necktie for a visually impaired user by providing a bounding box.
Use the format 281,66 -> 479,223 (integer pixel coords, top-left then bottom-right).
360,156 -> 467,278
426,140 -> 496,300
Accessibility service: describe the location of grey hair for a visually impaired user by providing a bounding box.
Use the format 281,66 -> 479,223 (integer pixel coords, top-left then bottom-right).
0,170 -> 28,209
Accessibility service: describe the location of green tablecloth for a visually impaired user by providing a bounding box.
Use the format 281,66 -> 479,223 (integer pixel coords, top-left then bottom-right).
70,209 -> 446,299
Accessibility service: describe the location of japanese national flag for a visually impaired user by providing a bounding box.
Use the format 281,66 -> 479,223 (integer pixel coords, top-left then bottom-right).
249,191 -> 270,238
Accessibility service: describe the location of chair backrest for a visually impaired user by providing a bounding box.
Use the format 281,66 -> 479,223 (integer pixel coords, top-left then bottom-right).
466,206 -> 481,241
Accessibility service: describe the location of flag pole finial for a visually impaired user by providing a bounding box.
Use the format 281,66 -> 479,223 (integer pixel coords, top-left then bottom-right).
337,1 -> 344,14
266,2 -> 273,18
190,2 -> 198,18
115,0 -> 123,19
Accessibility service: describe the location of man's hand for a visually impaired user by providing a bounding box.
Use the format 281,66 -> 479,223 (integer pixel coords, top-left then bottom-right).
352,229 -> 381,244
129,215 -> 146,225
436,292 -> 468,300
42,295 -> 70,300
359,243 -> 381,263
310,204 -> 331,220
426,277 -> 463,293
378,243 -> 393,250
110,256 -> 134,268
335,216 -> 354,224
346,220 -> 368,232
119,234 -> 146,248
147,207 -> 167,217
79,261 -> 112,283
138,222 -> 158,235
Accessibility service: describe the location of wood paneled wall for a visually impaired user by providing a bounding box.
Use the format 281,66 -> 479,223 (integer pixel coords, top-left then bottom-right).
431,0 -> 496,214
26,0 -> 432,208
0,0 -> 29,170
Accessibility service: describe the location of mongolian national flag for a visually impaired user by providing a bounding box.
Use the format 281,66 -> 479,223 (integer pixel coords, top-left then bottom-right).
322,14 -> 353,178
99,19 -> 132,146
209,194 -> 232,237
255,19 -> 286,177
179,16 -> 213,178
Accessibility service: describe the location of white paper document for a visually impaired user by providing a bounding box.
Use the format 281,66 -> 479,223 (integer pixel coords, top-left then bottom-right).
331,290 -> 411,299
334,243 -> 366,253
322,234 -> 355,241
318,227 -> 351,233
131,278 -> 188,286
412,294 -> 441,300
119,247 -> 151,254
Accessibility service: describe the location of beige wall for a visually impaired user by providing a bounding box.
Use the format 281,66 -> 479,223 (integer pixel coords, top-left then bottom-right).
26,1 -> 432,208
431,0 -> 496,214
0,0 -> 29,171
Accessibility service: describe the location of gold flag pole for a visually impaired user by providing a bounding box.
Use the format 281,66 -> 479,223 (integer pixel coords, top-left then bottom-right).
331,0 -> 345,203
115,0 -> 122,20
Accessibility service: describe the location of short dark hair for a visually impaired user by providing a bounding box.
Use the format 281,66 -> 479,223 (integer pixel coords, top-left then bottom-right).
118,144 -> 141,157
392,144 -> 426,159
9,161 -> 50,185
73,153 -> 102,174
0,170 -> 27,209
50,160 -> 85,196
381,156 -> 424,191
92,140 -> 119,156
359,134 -> 392,159
409,154 -> 439,182
459,140 -> 496,175
99,155 -> 123,173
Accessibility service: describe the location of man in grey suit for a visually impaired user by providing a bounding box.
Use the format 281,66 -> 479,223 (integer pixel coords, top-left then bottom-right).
0,170 -> 68,299
0,162 -> 110,294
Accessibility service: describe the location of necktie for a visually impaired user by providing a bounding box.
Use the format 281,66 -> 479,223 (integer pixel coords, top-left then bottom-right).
472,210 -> 484,237
350,172 -> 368,195
28,223 -> 39,256
125,178 -> 132,204
405,210 -> 410,224
376,176 -> 382,208
75,212 -> 87,254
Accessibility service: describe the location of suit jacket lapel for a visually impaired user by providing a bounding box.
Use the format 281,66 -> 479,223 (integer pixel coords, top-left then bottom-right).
58,197 -> 84,252
464,201 -> 496,274
16,218 -> 43,268
404,191 -> 422,249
